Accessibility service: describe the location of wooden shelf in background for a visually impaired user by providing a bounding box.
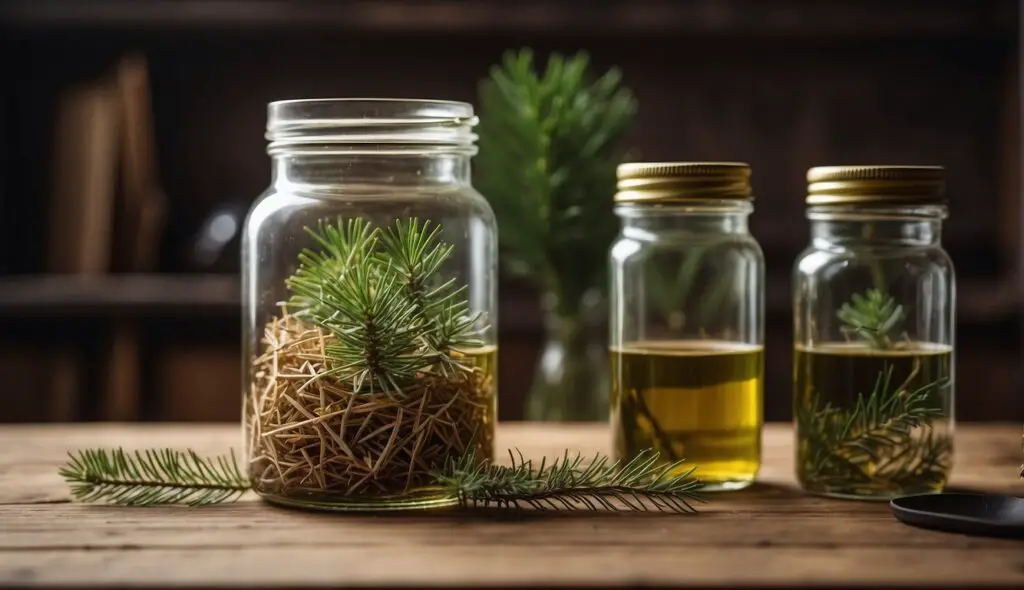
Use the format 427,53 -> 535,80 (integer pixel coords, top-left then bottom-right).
0,274 -> 239,318
0,0 -> 1015,37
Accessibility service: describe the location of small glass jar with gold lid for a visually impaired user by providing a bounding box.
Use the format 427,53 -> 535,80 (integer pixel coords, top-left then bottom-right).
793,165 -> 955,500
609,162 -> 764,492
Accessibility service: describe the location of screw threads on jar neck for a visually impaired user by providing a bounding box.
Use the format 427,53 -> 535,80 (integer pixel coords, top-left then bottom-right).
804,165 -> 947,247
265,99 -> 479,157
267,99 -> 477,187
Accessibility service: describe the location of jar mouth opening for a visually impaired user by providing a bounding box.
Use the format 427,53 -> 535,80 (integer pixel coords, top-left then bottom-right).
807,204 -> 948,221
266,98 -> 478,154
615,200 -> 754,216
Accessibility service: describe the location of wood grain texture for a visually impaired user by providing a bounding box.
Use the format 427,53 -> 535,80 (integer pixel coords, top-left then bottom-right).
0,423 -> 1022,588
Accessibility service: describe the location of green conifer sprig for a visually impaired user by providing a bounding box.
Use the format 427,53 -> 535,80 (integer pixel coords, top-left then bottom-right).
837,288 -> 906,349
284,217 -> 485,395
378,218 -> 455,315
797,364 -> 949,488
59,448 -> 247,507
433,448 -> 703,513
59,447 -> 704,513
800,288 -> 951,492
475,48 -> 636,315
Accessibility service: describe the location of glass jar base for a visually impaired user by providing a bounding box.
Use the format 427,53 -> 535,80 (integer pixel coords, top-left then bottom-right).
698,478 -> 756,492
257,490 -> 459,512
799,484 -> 946,502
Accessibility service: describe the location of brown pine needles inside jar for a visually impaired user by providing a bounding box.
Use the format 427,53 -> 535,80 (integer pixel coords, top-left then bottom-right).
245,217 -> 496,506
248,312 -> 494,497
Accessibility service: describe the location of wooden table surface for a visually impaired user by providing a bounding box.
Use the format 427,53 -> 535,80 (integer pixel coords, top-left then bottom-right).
0,423 -> 1022,589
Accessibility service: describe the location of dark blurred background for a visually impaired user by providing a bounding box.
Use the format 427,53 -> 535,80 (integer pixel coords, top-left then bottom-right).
0,0 -> 1019,424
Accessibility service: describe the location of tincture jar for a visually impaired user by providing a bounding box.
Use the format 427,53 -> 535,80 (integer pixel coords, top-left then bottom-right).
242,99 -> 498,511
793,166 -> 955,500
609,163 -> 764,491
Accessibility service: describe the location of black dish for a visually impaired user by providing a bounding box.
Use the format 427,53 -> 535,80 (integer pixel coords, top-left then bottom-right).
890,493 -> 1024,539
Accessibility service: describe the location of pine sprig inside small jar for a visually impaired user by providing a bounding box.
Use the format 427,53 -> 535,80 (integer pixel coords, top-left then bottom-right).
796,287 -> 953,498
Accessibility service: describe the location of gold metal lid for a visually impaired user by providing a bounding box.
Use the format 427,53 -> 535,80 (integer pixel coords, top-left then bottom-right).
615,162 -> 752,203
806,165 -> 945,206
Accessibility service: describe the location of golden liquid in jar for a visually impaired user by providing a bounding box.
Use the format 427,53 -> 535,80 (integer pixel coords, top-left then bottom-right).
611,340 -> 763,491
793,342 -> 953,499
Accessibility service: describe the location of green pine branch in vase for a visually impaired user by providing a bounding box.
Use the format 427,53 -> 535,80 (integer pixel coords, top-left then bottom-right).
59,217 -> 704,513
475,48 -> 637,421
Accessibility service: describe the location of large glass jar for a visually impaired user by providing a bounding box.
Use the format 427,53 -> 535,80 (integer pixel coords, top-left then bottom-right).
242,99 -> 498,511
609,163 -> 764,492
793,166 -> 955,500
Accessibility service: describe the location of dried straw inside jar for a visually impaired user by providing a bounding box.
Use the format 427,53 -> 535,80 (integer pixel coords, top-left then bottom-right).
247,311 -> 494,498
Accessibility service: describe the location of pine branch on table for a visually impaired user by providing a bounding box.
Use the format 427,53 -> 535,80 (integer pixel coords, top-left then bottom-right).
59,448 -> 248,507
433,448 -> 704,513
59,446 -> 706,513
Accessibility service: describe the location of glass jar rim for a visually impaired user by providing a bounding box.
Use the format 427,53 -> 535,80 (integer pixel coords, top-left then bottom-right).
807,204 -> 948,221
615,199 -> 754,216
266,98 -> 478,155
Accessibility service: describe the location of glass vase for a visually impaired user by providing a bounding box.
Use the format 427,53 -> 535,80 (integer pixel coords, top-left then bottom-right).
524,290 -> 609,422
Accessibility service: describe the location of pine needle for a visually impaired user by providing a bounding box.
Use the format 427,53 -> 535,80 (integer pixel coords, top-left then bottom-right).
59,448 -> 248,507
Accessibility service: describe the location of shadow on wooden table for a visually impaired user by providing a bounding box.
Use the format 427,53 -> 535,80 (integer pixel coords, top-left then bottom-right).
726,482 -> 989,498
256,500 -> 716,521
943,484 -> 995,494
252,482 -> 1003,521
722,481 -> 805,500
258,482 -> 810,521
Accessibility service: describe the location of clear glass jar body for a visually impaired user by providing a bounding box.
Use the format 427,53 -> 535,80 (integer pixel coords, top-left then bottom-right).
610,201 -> 765,491
793,205 -> 955,500
242,100 -> 498,511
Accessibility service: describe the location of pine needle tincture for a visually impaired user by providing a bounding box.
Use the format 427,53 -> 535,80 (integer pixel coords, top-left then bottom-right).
609,163 -> 765,492
793,166 -> 955,500
242,99 -> 498,511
